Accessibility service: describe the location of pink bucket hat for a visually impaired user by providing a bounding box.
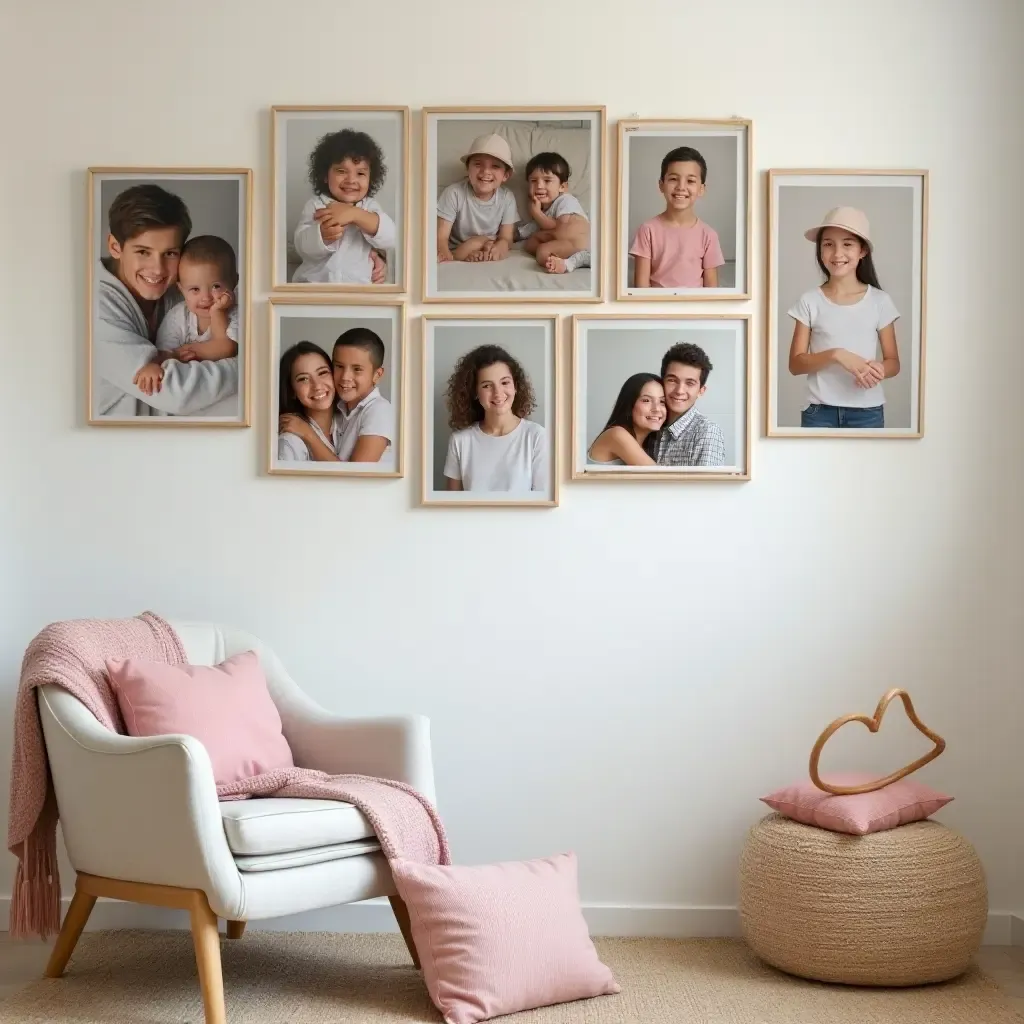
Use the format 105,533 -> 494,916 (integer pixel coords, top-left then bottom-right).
804,206 -> 872,251
461,133 -> 514,172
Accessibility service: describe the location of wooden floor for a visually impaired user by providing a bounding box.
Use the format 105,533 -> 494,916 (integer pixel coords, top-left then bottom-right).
2,932 -> 1023,1012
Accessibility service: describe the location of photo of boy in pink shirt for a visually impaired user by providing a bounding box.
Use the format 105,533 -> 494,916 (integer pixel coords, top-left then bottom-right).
629,146 -> 724,289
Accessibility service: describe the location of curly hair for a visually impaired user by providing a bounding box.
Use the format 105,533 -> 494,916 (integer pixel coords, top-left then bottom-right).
444,344 -> 536,432
307,128 -> 387,199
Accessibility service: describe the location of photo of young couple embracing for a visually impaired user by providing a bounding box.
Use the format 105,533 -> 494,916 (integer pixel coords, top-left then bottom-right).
588,343 -> 725,469
574,316 -> 749,481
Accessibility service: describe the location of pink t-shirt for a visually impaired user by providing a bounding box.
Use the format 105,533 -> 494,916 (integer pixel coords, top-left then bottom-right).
629,216 -> 725,288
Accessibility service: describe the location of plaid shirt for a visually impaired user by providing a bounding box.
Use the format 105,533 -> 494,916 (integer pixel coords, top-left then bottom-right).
655,407 -> 726,467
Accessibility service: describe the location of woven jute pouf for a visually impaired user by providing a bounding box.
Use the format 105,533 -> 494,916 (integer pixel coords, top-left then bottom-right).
738,813 -> 987,986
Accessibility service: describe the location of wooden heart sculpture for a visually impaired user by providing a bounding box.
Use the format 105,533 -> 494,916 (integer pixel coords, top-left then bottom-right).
808,688 -> 946,795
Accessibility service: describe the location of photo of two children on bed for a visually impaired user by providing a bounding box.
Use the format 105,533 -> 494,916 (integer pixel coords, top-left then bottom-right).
435,133 -> 591,276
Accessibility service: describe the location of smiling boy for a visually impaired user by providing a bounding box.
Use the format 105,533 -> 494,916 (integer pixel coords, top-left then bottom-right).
630,146 -> 725,289
436,134 -> 519,263
93,183 -> 239,417
655,342 -> 726,466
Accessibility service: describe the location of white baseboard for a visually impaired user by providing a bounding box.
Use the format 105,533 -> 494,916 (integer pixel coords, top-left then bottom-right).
0,896 -> 1016,946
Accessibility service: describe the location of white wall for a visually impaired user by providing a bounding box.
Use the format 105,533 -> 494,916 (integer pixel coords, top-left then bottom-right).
2,0 -> 1022,929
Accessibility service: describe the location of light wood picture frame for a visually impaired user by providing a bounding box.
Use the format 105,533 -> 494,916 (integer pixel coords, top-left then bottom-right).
421,313 -> 561,507
571,313 -> 752,482
766,168 -> 928,438
616,119 -> 752,301
270,105 -> 410,294
422,106 -> 606,303
86,167 -> 252,427
267,296 -> 406,478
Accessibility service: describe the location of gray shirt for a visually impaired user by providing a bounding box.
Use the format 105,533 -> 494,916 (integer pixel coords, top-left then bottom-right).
655,406 -> 726,467
516,192 -> 588,239
437,180 -> 519,245
92,261 -> 239,418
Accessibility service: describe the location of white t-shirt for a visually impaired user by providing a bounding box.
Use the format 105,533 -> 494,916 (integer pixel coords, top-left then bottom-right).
437,180 -> 519,245
155,300 -> 240,352
332,387 -> 394,463
277,416 -> 335,462
444,419 -> 548,493
788,286 -> 899,409
292,194 -> 396,285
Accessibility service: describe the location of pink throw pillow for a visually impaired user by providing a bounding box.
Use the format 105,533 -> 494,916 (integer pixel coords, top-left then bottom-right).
105,650 -> 294,787
391,852 -> 620,1024
761,773 -> 953,835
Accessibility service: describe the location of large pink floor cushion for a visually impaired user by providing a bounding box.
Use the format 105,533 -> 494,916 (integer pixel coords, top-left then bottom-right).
105,649 -> 294,786
391,851 -> 620,1024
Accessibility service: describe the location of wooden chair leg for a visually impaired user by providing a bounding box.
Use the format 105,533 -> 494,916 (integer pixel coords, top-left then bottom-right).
389,893 -> 420,969
65,873 -> 228,1024
44,888 -> 97,978
225,920 -> 246,940
189,894 -> 227,1024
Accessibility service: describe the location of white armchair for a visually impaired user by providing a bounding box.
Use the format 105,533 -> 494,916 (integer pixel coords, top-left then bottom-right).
38,620 -> 435,1024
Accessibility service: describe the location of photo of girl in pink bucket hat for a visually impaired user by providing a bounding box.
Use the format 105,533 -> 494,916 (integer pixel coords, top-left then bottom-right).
786,205 -> 901,430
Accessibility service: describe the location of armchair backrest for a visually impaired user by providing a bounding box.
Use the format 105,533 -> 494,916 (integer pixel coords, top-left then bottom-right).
170,620 -> 318,734
39,620 -> 335,762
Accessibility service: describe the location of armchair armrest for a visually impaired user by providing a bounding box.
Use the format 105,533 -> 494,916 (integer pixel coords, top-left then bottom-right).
281,707 -> 437,807
38,685 -> 243,919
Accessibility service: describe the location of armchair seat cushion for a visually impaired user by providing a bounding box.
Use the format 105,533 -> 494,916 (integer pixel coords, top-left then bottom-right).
234,838 -> 382,872
220,797 -> 375,857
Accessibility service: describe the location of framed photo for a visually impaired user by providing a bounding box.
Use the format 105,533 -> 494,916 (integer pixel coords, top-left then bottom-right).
617,119 -> 751,300
421,315 -> 559,506
271,106 -> 409,293
87,167 -> 251,426
767,169 -> 928,438
572,314 -> 751,481
268,297 -> 405,478
422,106 -> 605,303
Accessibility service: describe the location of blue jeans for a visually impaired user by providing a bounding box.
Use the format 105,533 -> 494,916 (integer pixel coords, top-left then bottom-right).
801,403 -> 884,429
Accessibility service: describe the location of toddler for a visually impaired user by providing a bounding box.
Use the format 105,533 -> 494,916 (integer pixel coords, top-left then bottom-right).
436,133 -> 519,263
133,234 -> 239,397
516,151 -> 591,275
292,128 -> 396,285
629,145 -> 724,289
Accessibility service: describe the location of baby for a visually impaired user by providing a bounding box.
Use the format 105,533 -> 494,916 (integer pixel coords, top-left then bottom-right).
629,145 -> 724,289
436,133 -> 519,263
133,234 -> 239,397
292,127 -> 396,285
516,151 -> 590,274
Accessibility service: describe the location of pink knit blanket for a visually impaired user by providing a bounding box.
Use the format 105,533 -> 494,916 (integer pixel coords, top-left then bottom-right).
7,612 -> 450,940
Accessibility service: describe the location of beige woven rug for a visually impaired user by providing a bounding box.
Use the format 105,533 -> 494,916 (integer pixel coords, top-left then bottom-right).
0,930 -> 1019,1023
